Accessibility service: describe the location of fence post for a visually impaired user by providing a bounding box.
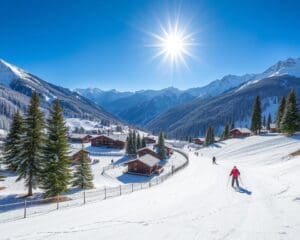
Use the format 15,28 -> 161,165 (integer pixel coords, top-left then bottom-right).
83,190 -> 86,204
24,200 -> 27,218
119,185 -> 122,195
56,195 -> 59,210
104,187 -> 106,200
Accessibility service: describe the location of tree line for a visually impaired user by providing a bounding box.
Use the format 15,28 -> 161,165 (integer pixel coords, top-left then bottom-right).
126,130 -> 166,159
201,89 -> 299,146
2,92 -> 94,197
250,89 -> 299,135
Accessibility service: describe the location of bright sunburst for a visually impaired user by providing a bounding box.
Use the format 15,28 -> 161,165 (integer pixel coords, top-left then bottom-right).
148,16 -> 197,70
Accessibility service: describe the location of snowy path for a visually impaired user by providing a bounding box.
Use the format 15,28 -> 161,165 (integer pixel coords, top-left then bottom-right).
0,135 -> 300,239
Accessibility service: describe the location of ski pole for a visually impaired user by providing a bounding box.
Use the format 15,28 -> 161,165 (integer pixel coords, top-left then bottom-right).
238,176 -> 244,186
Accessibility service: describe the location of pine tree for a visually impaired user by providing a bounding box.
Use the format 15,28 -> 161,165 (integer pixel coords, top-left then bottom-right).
263,115 -> 266,128
136,133 -> 141,150
230,122 -> 235,130
276,96 -> 286,130
221,123 -> 230,140
157,131 -> 166,159
280,90 -> 298,135
205,127 -> 212,146
126,135 -> 130,154
132,131 -> 137,154
250,96 -> 262,134
16,92 -> 45,196
267,113 -> 272,131
3,110 -> 24,171
72,145 -> 94,189
141,136 -> 146,148
210,127 -> 215,143
41,100 -> 72,198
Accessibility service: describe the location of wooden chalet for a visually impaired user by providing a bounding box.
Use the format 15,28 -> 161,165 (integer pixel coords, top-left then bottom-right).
143,136 -> 156,144
127,154 -> 162,176
269,123 -> 277,133
91,134 -> 127,149
193,138 -> 204,145
70,149 -> 91,165
137,147 -> 160,159
68,134 -> 93,143
230,128 -> 252,138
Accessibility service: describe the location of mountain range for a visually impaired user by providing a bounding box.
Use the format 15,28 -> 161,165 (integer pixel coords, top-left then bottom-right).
77,57 -> 300,137
0,59 -> 119,130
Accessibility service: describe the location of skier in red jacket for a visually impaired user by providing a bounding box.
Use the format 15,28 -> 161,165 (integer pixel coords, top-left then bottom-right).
230,166 -> 240,188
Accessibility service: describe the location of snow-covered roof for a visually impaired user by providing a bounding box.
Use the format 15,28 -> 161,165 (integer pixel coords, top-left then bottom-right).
270,123 -> 276,129
138,154 -> 160,167
94,134 -> 127,142
231,128 -> 252,134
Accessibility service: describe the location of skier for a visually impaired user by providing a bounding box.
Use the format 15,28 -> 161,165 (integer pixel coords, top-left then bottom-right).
212,156 -> 216,164
229,166 -> 240,188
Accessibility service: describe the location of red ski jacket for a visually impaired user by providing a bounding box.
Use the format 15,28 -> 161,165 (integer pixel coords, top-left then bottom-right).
230,168 -> 240,177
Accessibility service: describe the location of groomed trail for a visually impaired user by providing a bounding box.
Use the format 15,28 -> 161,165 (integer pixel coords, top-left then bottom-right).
0,134 -> 300,240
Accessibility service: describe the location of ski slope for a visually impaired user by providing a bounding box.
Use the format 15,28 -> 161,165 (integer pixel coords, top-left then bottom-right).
0,134 -> 300,239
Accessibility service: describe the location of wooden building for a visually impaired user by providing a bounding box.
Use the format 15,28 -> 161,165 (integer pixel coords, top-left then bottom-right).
230,128 -> 251,138
193,138 -> 204,145
137,147 -> 160,159
68,134 -> 93,143
91,134 -> 127,149
127,154 -> 162,176
143,136 -> 156,144
70,149 -> 91,165
269,123 -> 277,133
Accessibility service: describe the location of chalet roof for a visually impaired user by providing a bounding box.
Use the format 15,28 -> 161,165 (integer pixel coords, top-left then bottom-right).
93,134 -> 127,142
139,154 -> 160,167
137,147 -> 155,153
231,128 -> 252,134
128,154 -> 160,167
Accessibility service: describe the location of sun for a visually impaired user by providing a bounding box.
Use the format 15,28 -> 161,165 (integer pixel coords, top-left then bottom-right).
147,17 -> 197,70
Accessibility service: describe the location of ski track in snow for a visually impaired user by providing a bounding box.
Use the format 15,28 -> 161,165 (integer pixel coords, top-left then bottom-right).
0,135 -> 300,239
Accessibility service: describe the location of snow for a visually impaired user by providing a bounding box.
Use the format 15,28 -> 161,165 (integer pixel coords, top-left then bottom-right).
237,57 -> 300,91
0,59 -> 40,88
0,134 -> 299,239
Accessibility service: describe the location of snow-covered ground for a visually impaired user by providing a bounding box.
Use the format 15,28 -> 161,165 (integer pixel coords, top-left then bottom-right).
0,134 -> 300,239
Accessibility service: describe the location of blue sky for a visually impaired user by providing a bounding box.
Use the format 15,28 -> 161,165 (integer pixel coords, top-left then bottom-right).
0,0 -> 300,91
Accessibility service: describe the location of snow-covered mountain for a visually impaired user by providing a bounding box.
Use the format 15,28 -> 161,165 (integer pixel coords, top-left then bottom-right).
77,57 -> 300,128
0,59 -> 119,130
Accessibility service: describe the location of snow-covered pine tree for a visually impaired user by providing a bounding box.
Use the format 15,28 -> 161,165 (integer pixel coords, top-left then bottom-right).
72,145 -> 94,190
16,92 -> 45,196
41,99 -> 72,198
276,96 -> 286,130
280,90 -> 298,135
3,110 -> 24,171
157,131 -> 166,160
267,113 -> 272,130
250,96 -> 262,134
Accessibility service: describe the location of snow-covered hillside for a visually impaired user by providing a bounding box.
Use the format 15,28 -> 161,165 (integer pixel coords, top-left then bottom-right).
1,134 -> 299,239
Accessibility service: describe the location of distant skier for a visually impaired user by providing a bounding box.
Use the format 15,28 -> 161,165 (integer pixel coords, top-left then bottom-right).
229,166 -> 240,188
212,156 -> 217,164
